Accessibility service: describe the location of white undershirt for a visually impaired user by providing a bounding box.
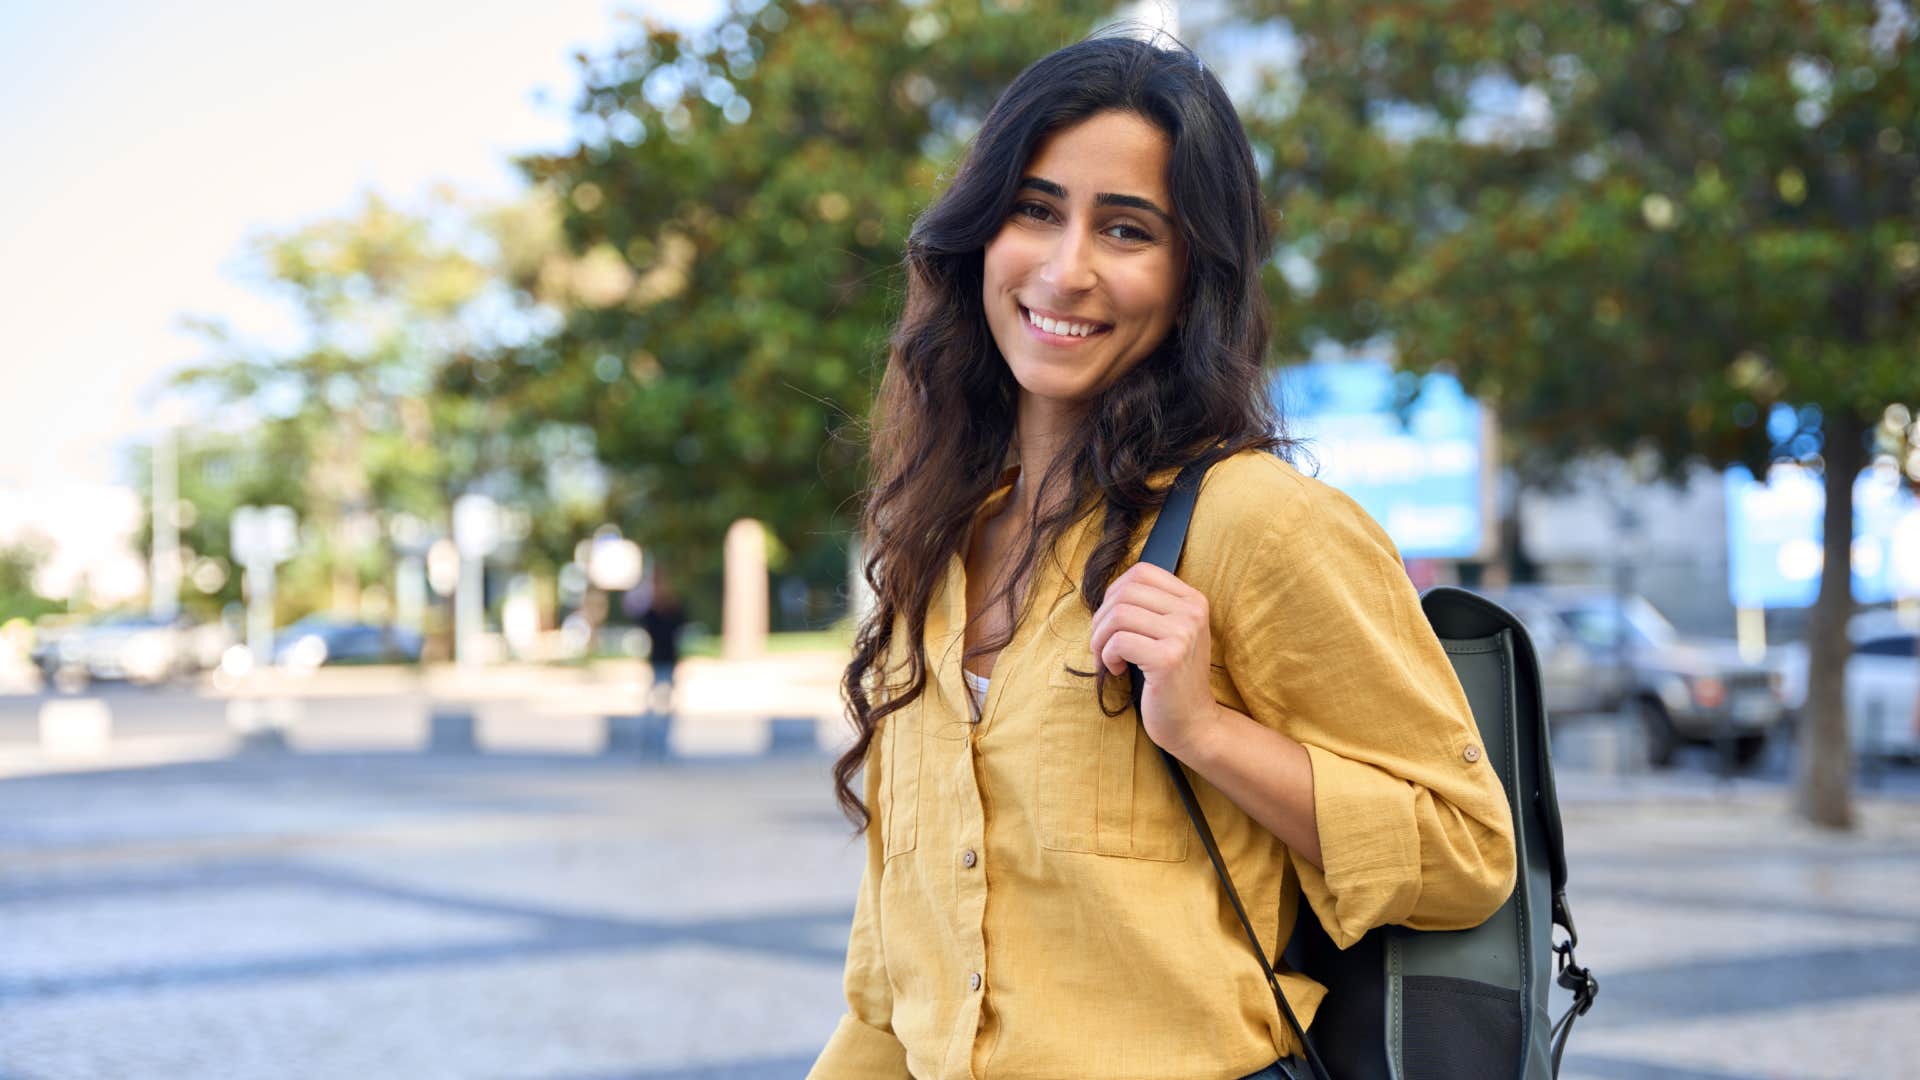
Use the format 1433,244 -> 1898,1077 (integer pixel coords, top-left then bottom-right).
962,669 -> 990,722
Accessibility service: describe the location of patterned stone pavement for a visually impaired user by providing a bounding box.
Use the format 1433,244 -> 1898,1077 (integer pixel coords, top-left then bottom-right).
1,740 -> 1916,1079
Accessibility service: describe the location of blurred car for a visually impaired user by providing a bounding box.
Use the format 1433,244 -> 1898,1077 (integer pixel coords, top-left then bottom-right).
1771,610 -> 1920,763
34,613 -> 231,687
271,617 -> 423,671
1475,585 -> 1788,768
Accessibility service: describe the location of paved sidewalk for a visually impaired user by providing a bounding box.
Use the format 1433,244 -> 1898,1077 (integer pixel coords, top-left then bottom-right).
0,753 -> 856,1079
1552,788 -> 1920,1080
2,738 -> 1916,1079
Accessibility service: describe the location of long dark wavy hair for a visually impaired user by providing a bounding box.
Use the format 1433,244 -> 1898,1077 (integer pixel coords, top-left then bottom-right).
833,33 -> 1295,829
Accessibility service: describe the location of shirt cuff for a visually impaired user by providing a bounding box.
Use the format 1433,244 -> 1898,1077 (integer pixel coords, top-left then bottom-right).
1292,742 -> 1422,949
806,1013 -> 910,1079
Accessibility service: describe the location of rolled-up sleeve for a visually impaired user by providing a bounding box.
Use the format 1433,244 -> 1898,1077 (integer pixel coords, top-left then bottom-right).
807,732 -> 910,1079
1217,466 -> 1517,950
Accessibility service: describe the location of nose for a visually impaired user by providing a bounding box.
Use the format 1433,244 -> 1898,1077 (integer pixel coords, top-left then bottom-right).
1039,223 -> 1096,295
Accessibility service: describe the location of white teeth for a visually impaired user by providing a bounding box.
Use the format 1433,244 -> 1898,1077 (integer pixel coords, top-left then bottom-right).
1027,308 -> 1097,337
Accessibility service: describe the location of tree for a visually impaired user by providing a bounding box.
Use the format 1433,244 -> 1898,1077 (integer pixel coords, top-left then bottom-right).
0,537 -> 60,623
512,0 -> 1113,623
167,190 -> 599,626
1234,0 -> 1918,826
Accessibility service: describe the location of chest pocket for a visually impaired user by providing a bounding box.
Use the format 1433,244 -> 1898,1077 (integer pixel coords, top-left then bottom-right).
880,703 -> 923,861
1038,660 -> 1190,862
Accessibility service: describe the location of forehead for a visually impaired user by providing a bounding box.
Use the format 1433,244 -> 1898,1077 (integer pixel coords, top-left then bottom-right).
1021,110 -> 1174,205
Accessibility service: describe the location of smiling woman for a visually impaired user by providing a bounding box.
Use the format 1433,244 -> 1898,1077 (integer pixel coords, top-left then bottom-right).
984,110 -> 1189,412
813,31 -> 1516,1080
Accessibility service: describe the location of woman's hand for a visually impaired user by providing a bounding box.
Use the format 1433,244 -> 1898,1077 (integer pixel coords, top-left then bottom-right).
1089,562 -> 1223,760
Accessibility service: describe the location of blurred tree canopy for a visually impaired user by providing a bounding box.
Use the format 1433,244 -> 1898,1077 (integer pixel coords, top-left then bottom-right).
165,190 -> 605,625
510,0 -> 1110,620
0,539 -> 60,623
1236,0 -> 1917,827
1242,0 -> 1916,477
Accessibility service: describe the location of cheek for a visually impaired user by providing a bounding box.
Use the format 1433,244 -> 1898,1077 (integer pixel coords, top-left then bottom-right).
981,231 -> 1014,291
983,229 -> 1047,293
1114,264 -> 1183,328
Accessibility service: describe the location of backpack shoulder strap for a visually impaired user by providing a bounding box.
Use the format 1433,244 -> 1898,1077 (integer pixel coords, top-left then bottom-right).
1132,457 -> 1333,1080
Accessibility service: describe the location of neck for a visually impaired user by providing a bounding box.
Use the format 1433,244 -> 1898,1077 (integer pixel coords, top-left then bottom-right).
1010,391 -> 1083,523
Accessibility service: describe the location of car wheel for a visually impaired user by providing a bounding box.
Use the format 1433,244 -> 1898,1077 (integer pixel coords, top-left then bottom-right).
1638,698 -> 1679,768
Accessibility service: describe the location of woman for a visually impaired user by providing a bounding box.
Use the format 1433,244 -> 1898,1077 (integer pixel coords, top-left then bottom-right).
810,34 -> 1515,1080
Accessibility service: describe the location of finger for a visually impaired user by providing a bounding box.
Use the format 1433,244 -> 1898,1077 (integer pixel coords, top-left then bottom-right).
1101,578 -> 1184,619
1099,629 -> 1173,677
1119,562 -> 1195,597
1110,565 -> 1208,617
1090,602 -> 1159,661
1092,606 -> 1191,674
1099,590 -> 1207,653
1100,569 -> 1190,623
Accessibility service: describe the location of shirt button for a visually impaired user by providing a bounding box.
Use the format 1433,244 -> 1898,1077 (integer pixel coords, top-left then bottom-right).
1463,744 -> 1482,764
962,848 -> 978,869
968,971 -> 983,991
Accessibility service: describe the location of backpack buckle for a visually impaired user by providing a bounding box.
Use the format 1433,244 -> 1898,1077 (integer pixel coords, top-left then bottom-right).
1554,938 -> 1599,1016
1552,889 -> 1578,950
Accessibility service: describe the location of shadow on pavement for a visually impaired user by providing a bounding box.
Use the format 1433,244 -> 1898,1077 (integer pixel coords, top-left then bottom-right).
551,1057 -> 815,1079
1564,1051 -> 1814,1080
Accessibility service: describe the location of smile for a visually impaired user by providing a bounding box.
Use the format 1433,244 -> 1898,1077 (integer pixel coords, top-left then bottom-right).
1021,305 -> 1111,344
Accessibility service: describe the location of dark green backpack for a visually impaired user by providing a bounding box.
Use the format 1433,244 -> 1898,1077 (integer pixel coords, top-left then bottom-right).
1131,460 -> 1598,1080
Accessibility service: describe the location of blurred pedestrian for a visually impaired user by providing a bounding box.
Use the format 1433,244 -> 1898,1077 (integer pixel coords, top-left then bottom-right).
809,32 -> 1515,1080
637,579 -> 686,715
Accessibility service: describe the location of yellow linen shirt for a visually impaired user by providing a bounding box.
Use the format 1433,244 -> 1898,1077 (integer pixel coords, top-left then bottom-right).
809,450 -> 1517,1080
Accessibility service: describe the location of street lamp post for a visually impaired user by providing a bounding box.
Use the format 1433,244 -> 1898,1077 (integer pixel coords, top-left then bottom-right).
452,494 -> 500,666
230,505 -> 297,668
150,424 -> 181,623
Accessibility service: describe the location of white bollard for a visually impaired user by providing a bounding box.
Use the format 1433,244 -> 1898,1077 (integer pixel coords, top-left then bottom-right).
723,518 -> 770,661
227,698 -> 260,733
227,697 -> 301,750
39,698 -> 112,757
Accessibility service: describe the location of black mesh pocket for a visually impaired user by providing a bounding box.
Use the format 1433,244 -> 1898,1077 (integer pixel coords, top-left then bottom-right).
1400,974 -> 1522,1080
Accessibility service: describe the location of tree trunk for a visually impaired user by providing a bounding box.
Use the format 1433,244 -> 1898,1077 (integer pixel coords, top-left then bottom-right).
1796,409 -> 1862,829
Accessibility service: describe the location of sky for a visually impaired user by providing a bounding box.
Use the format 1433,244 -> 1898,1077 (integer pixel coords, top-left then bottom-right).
0,0 -> 724,493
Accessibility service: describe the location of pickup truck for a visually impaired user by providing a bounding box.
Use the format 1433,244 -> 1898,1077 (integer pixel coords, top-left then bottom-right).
1474,585 -> 1788,768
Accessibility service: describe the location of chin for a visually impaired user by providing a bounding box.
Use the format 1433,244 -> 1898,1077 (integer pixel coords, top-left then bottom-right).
1006,358 -> 1097,405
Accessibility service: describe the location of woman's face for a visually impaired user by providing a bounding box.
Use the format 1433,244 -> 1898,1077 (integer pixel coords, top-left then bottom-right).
982,109 -> 1188,410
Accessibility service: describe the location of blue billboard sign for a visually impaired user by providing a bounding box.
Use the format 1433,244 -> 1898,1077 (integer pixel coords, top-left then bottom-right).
1272,358 -> 1491,560
1725,461 -> 1920,609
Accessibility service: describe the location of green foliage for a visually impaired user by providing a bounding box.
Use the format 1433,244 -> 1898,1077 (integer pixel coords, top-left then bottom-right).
165,190 -> 596,621
511,0 -> 1111,621
1232,0 -> 1917,825
0,539 -> 60,623
1238,0 -> 1918,481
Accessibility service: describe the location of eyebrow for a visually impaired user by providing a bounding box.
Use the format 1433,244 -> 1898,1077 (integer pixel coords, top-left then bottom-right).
1018,176 -> 1174,227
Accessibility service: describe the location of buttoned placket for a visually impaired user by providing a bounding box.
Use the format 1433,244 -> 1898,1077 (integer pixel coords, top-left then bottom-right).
938,482 -> 1102,1079
932,552 -> 993,1079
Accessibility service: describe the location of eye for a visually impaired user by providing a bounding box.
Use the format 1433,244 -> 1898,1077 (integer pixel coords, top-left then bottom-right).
1011,201 -> 1056,223
1103,221 -> 1154,243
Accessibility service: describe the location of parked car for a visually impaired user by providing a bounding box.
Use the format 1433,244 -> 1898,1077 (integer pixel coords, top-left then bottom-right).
1771,611 -> 1920,763
271,618 -> 423,670
1474,586 -> 1788,768
34,613 -> 231,687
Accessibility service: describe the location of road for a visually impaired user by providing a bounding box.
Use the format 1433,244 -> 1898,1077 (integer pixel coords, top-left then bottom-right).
0,658 -> 851,768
